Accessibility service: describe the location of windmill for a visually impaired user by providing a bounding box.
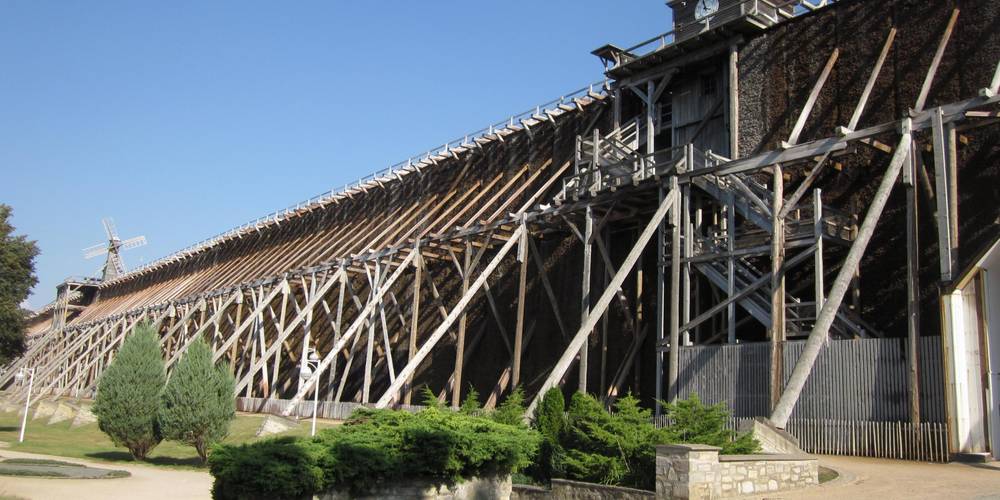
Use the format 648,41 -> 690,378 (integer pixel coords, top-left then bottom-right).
82,218 -> 148,281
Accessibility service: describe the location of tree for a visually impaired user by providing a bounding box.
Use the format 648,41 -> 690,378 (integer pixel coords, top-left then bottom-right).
530,387 -> 566,481
159,337 -> 236,463
0,205 -> 39,364
459,385 -> 481,415
92,322 -> 165,460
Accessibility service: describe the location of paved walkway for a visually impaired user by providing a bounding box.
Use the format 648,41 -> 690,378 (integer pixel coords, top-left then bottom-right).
0,449 -> 211,500
755,455 -> 1000,499
0,450 -> 998,499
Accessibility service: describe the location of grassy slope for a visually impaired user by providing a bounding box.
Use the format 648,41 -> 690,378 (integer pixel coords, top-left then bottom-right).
0,411 -> 336,469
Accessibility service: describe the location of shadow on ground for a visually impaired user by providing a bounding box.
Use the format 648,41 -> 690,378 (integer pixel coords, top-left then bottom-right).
85,451 -> 203,467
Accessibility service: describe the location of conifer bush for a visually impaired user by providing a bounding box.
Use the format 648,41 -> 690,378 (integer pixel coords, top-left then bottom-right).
92,322 -> 165,460
208,407 -> 540,499
491,386 -> 526,426
159,336 -> 236,463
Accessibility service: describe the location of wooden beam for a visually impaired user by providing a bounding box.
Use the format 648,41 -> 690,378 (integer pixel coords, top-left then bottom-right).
786,49 -> 840,147
528,187 -> 678,415
283,249 -> 418,412
770,163 -> 786,410
512,219 -> 529,388
374,225 -> 525,408
772,123 -> 913,428
451,240 -> 473,408
915,9 -> 960,113
579,206 -> 594,393
403,248 -> 422,405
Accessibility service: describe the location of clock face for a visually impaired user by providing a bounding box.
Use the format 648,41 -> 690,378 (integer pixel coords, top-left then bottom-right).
695,0 -> 720,19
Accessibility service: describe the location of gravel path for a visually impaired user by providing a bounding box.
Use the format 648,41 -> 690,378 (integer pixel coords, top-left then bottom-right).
749,455 -> 1000,499
0,449 -> 211,499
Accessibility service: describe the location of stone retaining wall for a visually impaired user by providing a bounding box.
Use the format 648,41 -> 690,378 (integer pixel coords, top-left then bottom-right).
656,444 -> 817,499
316,474 -> 510,500
512,478 -> 654,499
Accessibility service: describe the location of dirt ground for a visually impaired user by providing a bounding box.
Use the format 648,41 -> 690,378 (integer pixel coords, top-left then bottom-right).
0,449 -> 212,500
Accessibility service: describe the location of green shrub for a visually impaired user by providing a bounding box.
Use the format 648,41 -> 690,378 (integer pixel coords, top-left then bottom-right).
536,392 -> 759,490
92,322 -> 165,460
159,337 -> 236,463
209,437 -> 326,500
491,386 -> 526,426
420,385 -> 444,409
459,385 -> 481,415
209,407 -> 540,498
557,393 -> 668,490
661,393 -> 759,454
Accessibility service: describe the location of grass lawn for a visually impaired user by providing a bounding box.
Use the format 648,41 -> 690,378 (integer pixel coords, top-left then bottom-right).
0,410 -> 337,469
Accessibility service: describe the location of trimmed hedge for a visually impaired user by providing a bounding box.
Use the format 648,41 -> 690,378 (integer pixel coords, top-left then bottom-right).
209,407 -> 539,499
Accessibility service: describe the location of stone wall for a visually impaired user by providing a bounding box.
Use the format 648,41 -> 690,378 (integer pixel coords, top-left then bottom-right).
512,479 -> 655,500
655,444 -> 817,499
317,474 -> 511,500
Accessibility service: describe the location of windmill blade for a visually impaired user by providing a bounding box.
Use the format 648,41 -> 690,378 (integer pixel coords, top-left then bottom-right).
120,235 -> 147,251
102,217 -> 119,240
83,243 -> 109,259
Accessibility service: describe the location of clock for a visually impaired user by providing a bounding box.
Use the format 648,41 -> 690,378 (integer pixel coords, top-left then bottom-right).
695,0 -> 720,19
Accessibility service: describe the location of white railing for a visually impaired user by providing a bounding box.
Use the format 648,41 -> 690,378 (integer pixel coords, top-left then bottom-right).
101,80 -> 610,287
606,0 -> 835,72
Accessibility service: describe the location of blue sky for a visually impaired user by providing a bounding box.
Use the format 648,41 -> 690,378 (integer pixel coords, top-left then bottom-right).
1,1 -> 670,310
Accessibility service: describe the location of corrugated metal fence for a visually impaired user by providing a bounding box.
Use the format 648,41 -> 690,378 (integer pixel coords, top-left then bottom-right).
675,337 -> 949,461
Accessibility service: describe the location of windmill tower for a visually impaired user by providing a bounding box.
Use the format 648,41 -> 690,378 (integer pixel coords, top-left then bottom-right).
82,218 -> 148,281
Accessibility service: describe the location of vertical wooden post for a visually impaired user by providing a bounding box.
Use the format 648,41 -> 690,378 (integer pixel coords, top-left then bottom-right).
726,191 -> 737,343
667,174 -> 682,402
814,190 -> 825,325
403,248 -> 422,405
932,107 -> 955,281
513,218 -> 529,389
452,239 -> 472,408
600,225 -> 612,395
363,265 -> 379,404
655,183 -> 667,415
728,43 -> 740,159
905,150 -> 922,427
579,206 -> 594,394
682,182 -> 692,346
646,80 -> 656,157
329,269 -> 346,401
770,163 -> 786,410
229,292 -> 244,370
